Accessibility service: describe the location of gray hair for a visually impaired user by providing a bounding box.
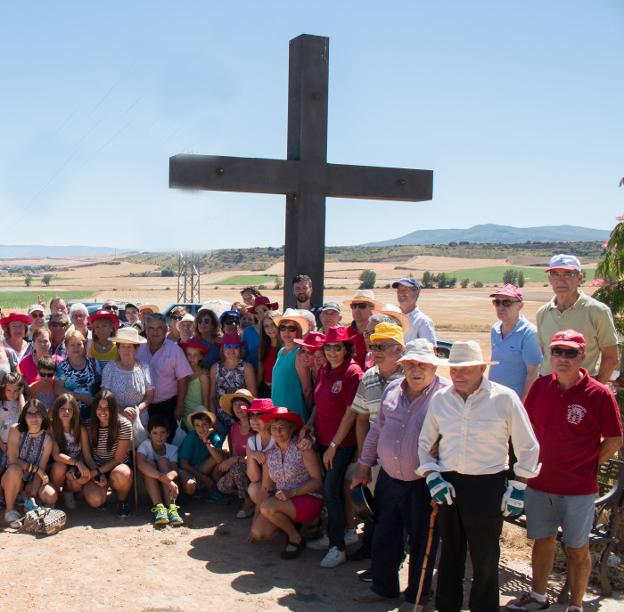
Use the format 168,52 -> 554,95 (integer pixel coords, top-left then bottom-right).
69,303 -> 88,317
146,313 -> 167,328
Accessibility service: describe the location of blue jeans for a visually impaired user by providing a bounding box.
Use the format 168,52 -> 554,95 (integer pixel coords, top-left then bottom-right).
318,445 -> 355,551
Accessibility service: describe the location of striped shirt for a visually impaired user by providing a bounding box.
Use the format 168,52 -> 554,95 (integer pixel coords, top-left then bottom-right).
93,416 -> 132,466
350,366 -> 404,424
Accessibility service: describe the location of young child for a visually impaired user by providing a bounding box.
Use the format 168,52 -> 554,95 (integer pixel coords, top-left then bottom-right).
136,416 -> 184,526
179,340 -> 210,433
177,409 -> 228,504
0,372 -> 26,459
29,356 -> 57,413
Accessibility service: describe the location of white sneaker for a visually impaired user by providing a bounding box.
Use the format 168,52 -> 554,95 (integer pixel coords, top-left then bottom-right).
320,546 -> 346,568
63,491 -> 77,510
307,534 -> 330,550
344,528 -> 359,546
4,509 -> 21,525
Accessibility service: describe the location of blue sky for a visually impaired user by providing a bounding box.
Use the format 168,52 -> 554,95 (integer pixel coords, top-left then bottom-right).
1,1 -> 622,250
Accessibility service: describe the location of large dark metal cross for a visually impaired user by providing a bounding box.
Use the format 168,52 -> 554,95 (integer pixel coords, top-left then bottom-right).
169,34 -> 433,308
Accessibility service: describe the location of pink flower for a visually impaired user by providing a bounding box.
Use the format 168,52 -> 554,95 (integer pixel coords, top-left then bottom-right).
602,241 -> 609,249
590,278 -> 611,287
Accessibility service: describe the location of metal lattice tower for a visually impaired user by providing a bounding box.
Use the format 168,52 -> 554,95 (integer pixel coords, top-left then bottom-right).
177,253 -> 201,303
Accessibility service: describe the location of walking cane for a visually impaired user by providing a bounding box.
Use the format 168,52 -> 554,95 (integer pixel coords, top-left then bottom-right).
413,501 -> 439,612
130,429 -> 139,511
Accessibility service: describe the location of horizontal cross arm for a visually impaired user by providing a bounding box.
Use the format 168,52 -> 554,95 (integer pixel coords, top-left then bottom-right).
169,154 -> 298,195
325,163 -> 432,202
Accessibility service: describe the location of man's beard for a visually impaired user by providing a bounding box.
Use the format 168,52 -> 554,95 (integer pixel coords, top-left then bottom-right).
296,294 -> 309,303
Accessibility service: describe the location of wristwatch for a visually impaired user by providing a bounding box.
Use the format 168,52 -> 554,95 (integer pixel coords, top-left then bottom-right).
329,441 -> 337,448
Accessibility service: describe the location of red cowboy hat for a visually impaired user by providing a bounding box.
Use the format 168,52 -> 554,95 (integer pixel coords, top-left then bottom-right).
243,398 -> 277,414
216,332 -> 245,346
88,310 -> 120,331
248,295 -> 279,314
294,331 -> 326,351
321,325 -> 358,345
0,312 -> 33,328
261,407 -> 304,430
179,339 -> 210,354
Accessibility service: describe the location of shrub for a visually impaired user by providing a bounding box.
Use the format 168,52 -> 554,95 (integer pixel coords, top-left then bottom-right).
473,281 -> 484,288
41,274 -> 53,286
460,278 -> 470,288
502,269 -> 518,285
24,274 -> 32,287
359,269 -> 376,289
161,268 -> 175,277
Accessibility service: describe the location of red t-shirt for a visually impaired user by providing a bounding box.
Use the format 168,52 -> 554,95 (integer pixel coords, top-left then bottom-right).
263,345 -> 279,385
314,358 -> 363,447
525,369 -> 623,495
350,323 -> 368,371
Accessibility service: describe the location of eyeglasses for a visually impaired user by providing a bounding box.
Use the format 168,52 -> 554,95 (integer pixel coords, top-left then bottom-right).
103,305 -> 119,311
31,312 -> 45,318
49,322 -> 67,328
224,343 -> 240,349
323,343 -> 344,352
551,347 -> 580,358
279,324 -> 298,332
169,315 -> 182,321
369,343 -> 391,352
25,411 -> 43,418
39,372 -> 55,378
350,302 -> 371,310
197,318 -> 212,324
549,271 -> 579,279
492,299 -> 520,308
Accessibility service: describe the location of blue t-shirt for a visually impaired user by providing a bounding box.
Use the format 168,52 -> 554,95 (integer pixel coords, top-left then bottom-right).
489,317 -> 542,397
242,326 -> 260,372
177,430 -> 223,466
198,339 -> 221,371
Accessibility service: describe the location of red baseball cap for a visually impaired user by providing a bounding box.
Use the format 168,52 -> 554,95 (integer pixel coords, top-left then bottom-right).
550,330 -> 586,351
489,284 -> 523,301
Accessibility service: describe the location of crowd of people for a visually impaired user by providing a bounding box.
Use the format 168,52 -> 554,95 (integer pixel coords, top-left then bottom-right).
0,257 -> 622,612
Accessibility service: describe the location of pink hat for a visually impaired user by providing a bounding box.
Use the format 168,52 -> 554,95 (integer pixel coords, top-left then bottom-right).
550,330 -> 586,351
294,331 -> 326,351
321,325 -> 358,345
261,406 -> 304,430
0,312 -> 33,328
243,398 -> 277,414
489,284 -> 523,301
248,296 -> 279,314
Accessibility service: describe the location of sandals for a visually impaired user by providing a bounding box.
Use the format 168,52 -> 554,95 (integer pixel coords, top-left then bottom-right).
280,538 -> 306,560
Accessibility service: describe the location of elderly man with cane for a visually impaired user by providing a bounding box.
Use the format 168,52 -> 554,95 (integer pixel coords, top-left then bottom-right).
352,338 -> 450,607
418,340 -> 541,612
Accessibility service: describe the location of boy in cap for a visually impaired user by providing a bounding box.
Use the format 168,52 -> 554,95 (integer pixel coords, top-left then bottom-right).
392,277 -> 436,345
536,254 -> 618,382
319,302 -> 342,333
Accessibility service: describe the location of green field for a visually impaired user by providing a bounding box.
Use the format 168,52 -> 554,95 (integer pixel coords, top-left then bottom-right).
448,266 -> 596,283
216,274 -> 279,285
0,290 -> 95,311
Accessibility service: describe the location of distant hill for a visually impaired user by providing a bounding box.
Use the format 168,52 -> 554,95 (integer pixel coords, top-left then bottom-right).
364,224 -> 610,246
0,245 -> 134,259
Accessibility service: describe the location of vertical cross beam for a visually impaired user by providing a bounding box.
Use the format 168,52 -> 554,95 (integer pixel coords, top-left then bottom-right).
284,35 -> 329,308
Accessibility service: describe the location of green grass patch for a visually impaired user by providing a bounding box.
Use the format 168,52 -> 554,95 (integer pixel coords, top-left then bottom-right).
449,266 -> 596,283
0,290 -> 95,311
216,274 -> 278,285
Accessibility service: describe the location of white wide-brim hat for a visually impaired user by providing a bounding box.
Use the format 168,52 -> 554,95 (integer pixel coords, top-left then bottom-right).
110,326 -> 147,345
397,339 -> 448,366
447,340 -> 498,366
274,308 -> 311,335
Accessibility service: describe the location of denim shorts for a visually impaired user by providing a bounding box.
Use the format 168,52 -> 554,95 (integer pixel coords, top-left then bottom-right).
525,487 -> 595,548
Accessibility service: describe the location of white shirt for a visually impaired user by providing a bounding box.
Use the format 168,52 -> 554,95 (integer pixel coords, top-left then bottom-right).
404,306 -> 437,345
137,439 -> 179,464
417,377 -> 540,479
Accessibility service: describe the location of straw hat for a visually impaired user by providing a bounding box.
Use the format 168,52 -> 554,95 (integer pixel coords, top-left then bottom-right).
342,290 -> 383,311
110,327 -> 147,344
379,303 -> 410,332
274,308 -> 311,336
219,389 -> 255,414
446,341 -> 498,367
139,304 -> 160,313
188,409 -> 216,425
398,339 -> 448,366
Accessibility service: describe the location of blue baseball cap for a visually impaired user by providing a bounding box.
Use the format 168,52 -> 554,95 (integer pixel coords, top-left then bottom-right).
392,277 -> 422,290
219,310 -> 241,323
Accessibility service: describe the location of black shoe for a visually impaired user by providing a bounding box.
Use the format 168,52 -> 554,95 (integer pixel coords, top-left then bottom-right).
347,547 -> 371,561
358,568 -> 373,583
117,501 -> 130,518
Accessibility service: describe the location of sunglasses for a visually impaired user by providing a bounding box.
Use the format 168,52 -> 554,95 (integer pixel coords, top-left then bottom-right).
369,343 -> 391,352
31,312 -> 45,318
492,299 -> 520,308
39,372 -> 55,378
103,305 -> 118,311
247,412 -> 263,418
323,343 -> 344,352
350,302 -> 371,310
169,315 -> 182,321
279,324 -> 298,332
49,322 -> 67,328
224,343 -> 240,349
551,347 -> 580,358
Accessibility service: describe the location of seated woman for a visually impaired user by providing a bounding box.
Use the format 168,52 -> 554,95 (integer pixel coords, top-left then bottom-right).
19,327 -> 63,384
216,389 -> 254,518
81,390 -> 133,517
179,340 -> 210,433
2,399 -> 57,524
209,332 -> 257,435
250,408 -> 323,560
49,394 -> 91,509
87,311 -> 119,370
136,416 -> 184,527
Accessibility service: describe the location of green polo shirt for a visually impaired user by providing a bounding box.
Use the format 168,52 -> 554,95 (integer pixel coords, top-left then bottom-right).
536,291 -> 617,376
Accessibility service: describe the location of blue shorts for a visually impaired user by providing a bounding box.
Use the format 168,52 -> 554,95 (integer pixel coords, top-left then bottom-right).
525,488 -> 595,549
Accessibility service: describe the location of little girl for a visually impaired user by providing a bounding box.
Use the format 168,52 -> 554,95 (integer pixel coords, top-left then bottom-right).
0,372 -> 26,459
180,340 -> 210,432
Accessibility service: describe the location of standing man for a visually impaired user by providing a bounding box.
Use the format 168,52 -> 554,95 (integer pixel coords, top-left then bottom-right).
319,302 -> 342,333
392,277 -> 437,345
418,341 -> 541,612
48,312 -> 69,359
292,274 -> 322,327
353,339 -> 449,606
537,254 -> 618,382
344,290 -> 381,371
507,331 -> 623,612
137,313 -> 192,442
489,284 -> 542,401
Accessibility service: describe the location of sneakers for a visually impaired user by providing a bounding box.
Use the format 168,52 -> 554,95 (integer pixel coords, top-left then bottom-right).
307,534 -> 330,550
4,509 -> 21,525
344,528 -> 359,546
320,546 -> 346,568
167,503 -> 184,527
506,592 -> 550,611
152,503 -> 169,525
117,500 -> 131,518
358,568 -> 373,583
235,508 -> 254,519
63,491 -> 77,510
